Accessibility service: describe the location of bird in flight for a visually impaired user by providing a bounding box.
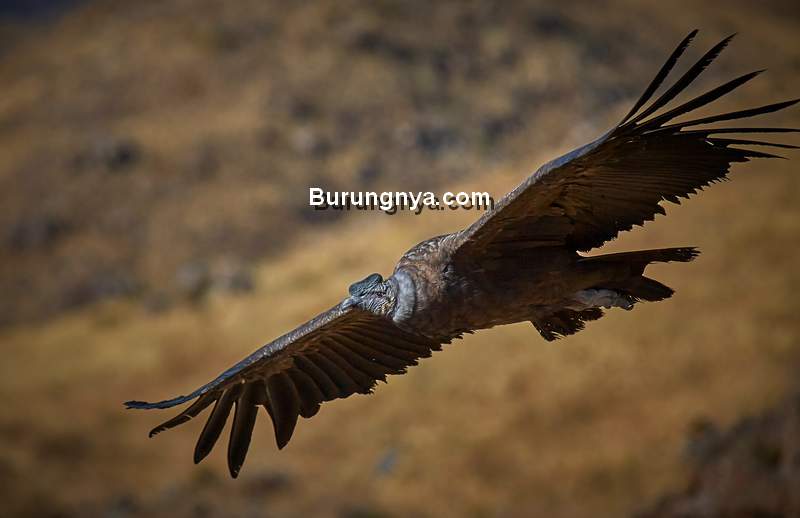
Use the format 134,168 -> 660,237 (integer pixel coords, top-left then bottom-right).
126,31 -> 798,478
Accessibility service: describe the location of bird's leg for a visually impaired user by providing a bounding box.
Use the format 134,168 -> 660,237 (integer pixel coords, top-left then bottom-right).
566,289 -> 634,311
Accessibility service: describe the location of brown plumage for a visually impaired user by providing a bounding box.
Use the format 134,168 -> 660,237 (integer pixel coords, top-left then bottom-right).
126,31 -> 798,478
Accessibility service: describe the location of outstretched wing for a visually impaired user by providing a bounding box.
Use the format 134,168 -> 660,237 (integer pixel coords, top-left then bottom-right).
451,31 -> 798,260
125,303 -> 448,477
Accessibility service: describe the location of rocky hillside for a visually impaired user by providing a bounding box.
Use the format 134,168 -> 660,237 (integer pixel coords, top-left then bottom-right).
5,0 -> 797,327
637,395 -> 800,517
0,0 -> 631,325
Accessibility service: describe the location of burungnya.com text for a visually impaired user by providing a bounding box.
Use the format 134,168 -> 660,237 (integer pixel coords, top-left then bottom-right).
309,188 -> 495,215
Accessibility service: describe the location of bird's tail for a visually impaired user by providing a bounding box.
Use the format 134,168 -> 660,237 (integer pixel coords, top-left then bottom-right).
578,246 -> 700,270
532,247 -> 699,340
579,246 -> 700,302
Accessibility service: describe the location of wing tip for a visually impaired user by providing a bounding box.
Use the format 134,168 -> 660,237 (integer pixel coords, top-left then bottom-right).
124,399 -> 153,409
148,426 -> 164,438
681,28 -> 700,50
681,29 -> 700,49
193,451 -> 205,465
273,422 -> 295,450
715,33 -> 737,52
124,394 -> 194,410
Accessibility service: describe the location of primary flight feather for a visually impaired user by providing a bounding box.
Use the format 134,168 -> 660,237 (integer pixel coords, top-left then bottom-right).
126,31 -> 798,478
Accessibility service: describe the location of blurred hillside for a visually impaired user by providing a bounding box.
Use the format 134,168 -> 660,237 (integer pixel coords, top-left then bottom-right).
0,0 -> 799,517
1,0 -> 650,326
6,0 -> 799,327
638,394 -> 800,518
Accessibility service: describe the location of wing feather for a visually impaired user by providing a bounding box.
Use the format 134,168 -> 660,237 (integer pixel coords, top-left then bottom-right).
126,302 -> 448,475
287,369 -> 324,418
336,332 -> 410,372
624,34 -> 735,127
194,385 -> 240,464
265,372 -> 300,450
147,392 -> 216,438
346,330 -> 422,362
326,340 -> 391,381
293,354 -> 341,399
228,383 -> 259,478
652,98 -> 799,133
708,138 -> 799,149
620,29 -> 698,123
307,351 -> 363,394
451,32 -> 798,257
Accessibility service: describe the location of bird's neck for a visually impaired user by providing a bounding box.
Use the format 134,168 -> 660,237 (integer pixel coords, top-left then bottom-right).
389,269 -> 416,324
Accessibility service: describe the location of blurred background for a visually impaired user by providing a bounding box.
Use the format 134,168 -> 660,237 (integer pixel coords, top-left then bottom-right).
1,0 -> 799,516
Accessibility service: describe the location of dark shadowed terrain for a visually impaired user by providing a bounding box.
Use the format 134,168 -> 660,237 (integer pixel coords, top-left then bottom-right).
638,395 -> 800,517
0,1 -> 798,517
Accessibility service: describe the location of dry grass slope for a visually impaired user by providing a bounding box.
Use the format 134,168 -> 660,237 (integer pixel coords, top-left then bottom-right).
3,157 -> 799,517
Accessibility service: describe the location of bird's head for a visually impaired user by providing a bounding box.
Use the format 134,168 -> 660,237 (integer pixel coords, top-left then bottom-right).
342,273 -> 396,315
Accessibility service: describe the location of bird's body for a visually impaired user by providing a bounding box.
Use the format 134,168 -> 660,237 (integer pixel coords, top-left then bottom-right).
390,238 -> 578,336
126,31 -> 798,478
352,211 -> 695,341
